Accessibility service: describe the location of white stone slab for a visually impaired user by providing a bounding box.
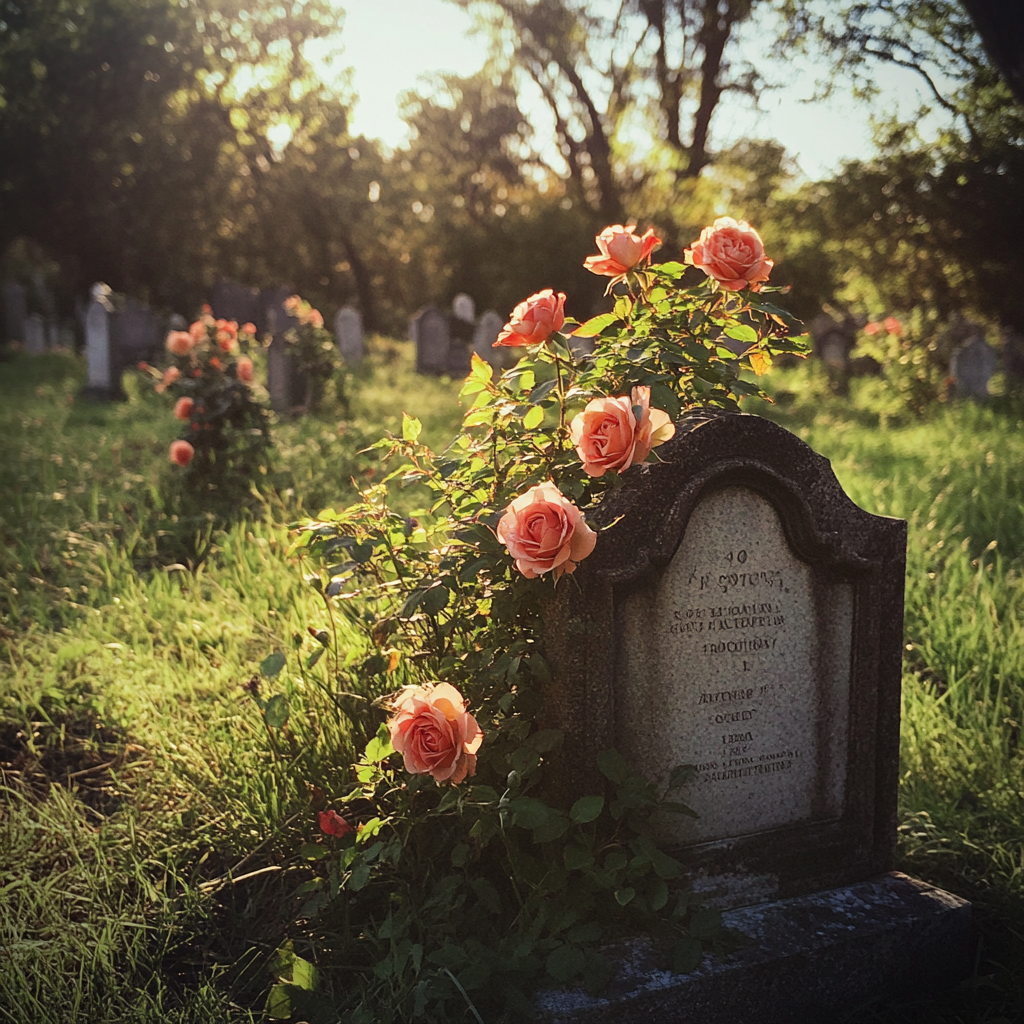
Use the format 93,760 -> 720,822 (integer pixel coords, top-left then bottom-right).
618,485 -> 852,846
85,299 -> 111,387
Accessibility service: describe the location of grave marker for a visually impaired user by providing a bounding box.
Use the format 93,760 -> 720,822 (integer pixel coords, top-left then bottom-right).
335,306 -> 364,367
112,299 -> 160,366
211,281 -> 261,331
452,293 -> 475,324
3,282 -> 27,345
413,306 -> 451,375
24,313 -> 46,355
951,335 -> 997,401
473,309 -> 506,369
262,286 -> 302,413
537,411 -> 969,1020
810,312 -> 856,394
83,292 -> 121,400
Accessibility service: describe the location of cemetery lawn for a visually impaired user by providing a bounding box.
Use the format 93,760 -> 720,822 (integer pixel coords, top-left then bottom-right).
1,350 -> 1022,1023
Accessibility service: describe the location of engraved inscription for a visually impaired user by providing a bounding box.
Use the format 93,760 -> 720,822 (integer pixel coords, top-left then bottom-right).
617,486 -> 853,846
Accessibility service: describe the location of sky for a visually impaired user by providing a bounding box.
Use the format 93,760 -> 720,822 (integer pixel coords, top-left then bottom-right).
335,0 -> 944,182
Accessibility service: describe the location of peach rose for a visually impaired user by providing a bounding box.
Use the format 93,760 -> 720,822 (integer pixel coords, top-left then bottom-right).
174,396 -> 194,421
241,322 -> 257,336
569,386 -> 675,477
883,316 -> 902,336
169,439 -> 194,466
864,322 -> 881,336
685,217 -> 773,291
236,356 -> 254,383
494,289 -> 566,347
497,481 -> 597,579
583,224 -> 661,278
388,682 -> 484,784
166,331 -> 194,356
188,319 -> 207,342
155,365 -> 181,393
309,309 -> 324,329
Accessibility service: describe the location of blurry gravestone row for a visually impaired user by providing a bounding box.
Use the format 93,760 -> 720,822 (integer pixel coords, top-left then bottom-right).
2,280 -> 75,354
536,412 -> 970,1024
412,295 -> 514,376
82,286 -> 163,401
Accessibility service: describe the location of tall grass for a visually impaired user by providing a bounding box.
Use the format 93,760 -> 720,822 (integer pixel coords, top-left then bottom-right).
1,350 -> 1022,1021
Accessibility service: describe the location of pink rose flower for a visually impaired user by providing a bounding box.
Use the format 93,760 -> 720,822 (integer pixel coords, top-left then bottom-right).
166,331 -> 194,356
864,322 -> 881,336
569,385 -> 675,477
236,356 -> 254,383
169,440 -> 194,466
241,322 -> 257,336
309,309 -> 324,329
583,224 -> 661,278
188,319 -> 206,342
388,682 -> 484,784
494,289 -> 566,347
174,396 -> 194,421
883,316 -> 902,336
684,217 -> 773,291
318,809 -> 353,838
497,481 -> 597,579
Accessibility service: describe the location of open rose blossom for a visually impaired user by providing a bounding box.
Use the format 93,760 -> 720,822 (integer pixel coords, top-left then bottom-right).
497,481 -> 597,579
188,319 -> 207,342
569,386 -> 675,477
864,322 -> 882,336
583,224 -> 660,278
169,439 -> 194,466
494,289 -> 565,347
174,396 -> 194,421
883,316 -> 903,336
166,331 -> 194,356
684,217 -> 773,291
318,809 -> 353,838
388,682 -> 483,784
241,322 -> 257,336
236,355 -> 254,383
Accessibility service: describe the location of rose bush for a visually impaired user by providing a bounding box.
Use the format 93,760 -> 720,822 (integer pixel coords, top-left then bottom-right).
254,214 -> 805,1021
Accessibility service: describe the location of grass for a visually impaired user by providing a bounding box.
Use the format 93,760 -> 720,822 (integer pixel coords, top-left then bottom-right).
1,348 -> 1023,1022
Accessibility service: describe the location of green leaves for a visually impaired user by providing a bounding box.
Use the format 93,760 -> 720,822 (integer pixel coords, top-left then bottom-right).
259,651 -> 286,678
570,795 -> 605,824
402,412 -> 422,443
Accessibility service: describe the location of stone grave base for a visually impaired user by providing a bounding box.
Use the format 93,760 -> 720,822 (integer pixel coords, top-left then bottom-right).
536,873 -> 971,1024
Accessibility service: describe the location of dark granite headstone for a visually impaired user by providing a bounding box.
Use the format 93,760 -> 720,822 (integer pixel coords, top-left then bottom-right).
473,309 -> 507,370
3,281 -> 27,345
537,412 -> 969,1018
413,306 -> 451,375
23,313 -> 46,354
111,299 -> 160,366
211,280 -> 261,329
951,334 -> 997,401
810,312 -> 856,394
262,285 -> 303,413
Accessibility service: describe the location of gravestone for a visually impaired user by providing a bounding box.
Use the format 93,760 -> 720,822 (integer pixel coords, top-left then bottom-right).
211,280 -> 261,331
23,313 -> 46,355
262,285 -> 302,413
413,306 -> 451,375
538,411 -> 970,1021
473,309 -> 506,369
452,292 -> 475,324
810,312 -> 856,395
83,293 -> 121,400
3,282 -> 27,345
951,335 -> 997,401
335,306 -> 364,367
1003,327 -> 1024,389
111,299 -> 160,366
448,294 -> 475,376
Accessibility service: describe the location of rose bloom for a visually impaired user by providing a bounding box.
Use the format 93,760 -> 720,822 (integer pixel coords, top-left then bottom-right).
166,331 -> 194,357
210,356 -> 222,370
188,319 -> 207,342
494,289 -> 566,347
318,809 -> 353,838
863,322 -> 882,336
240,322 -> 257,336
583,224 -> 661,278
236,355 -> 254,383
284,295 -> 300,312
308,309 -> 324,329
201,303 -> 212,314
169,439 -> 194,466
215,320 -> 238,351
388,682 -> 483,784
497,481 -> 597,579
569,385 -> 675,477
174,396 -> 194,421
685,217 -> 774,291
883,316 -> 903,336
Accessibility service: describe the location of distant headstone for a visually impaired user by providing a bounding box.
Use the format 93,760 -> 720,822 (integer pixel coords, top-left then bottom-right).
262,285 -> 302,413
536,412 -> 970,1020
810,312 -> 856,395
413,306 -> 451,375
1002,327 -> 1024,389
57,325 -> 76,351
473,310 -> 506,369
23,314 -> 46,355
335,306 -> 364,367
3,281 -> 27,344
452,293 -> 475,324
83,294 -> 121,400
211,281 -> 261,331
951,335 -> 997,401
111,299 -> 160,366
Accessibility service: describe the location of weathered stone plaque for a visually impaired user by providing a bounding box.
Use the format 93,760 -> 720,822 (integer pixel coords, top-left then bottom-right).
543,412 -> 907,902
619,485 -> 852,846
